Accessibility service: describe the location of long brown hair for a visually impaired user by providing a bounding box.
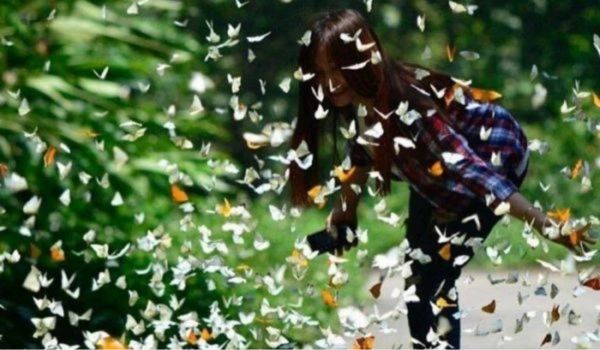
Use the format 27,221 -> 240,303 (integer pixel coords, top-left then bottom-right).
289,9 -> 470,208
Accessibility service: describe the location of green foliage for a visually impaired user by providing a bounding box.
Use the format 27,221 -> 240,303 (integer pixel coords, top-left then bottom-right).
1,0 -> 599,348
0,1 -> 235,347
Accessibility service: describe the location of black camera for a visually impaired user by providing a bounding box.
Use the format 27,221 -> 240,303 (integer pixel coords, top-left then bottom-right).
306,224 -> 358,255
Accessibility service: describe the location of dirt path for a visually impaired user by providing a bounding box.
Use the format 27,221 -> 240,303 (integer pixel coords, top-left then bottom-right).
358,267 -> 600,349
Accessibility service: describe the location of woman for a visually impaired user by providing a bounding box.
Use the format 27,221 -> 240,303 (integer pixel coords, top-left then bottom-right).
288,8 -> 595,349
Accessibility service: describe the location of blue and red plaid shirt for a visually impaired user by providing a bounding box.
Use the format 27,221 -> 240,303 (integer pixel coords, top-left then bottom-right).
346,94 -> 529,216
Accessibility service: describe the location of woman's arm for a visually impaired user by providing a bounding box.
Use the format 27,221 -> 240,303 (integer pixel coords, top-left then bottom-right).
506,191 -> 548,234
327,164 -> 371,228
507,191 -> 597,253
334,165 -> 370,213
413,112 -> 596,252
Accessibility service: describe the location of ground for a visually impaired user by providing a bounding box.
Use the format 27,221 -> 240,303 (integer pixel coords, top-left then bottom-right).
360,267 -> 600,349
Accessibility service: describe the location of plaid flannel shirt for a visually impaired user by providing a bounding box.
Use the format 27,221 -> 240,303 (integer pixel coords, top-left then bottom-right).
345,95 -> 529,216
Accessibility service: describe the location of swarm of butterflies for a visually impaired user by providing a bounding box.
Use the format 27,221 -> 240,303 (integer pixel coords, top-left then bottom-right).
2,0 -> 600,349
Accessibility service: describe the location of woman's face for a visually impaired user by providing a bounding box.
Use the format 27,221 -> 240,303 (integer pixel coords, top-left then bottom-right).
312,45 -> 356,107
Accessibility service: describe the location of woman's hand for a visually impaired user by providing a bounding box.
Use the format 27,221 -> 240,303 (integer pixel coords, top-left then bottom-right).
542,219 -> 597,255
326,206 -> 358,256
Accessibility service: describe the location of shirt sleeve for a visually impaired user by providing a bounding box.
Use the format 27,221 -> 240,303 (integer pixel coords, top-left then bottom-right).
419,112 -> 519,211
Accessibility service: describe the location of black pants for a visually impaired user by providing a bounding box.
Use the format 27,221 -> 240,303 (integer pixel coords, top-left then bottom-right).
403,162 -> 528,349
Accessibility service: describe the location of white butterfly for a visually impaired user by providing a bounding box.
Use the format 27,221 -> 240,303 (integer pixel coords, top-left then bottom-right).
340,29 -> 362,43
572,249 -> 597,262
300,242 -> 319,261
61,270 -> 76,289
393,260 -> 414,279
399,109 -> 422,125
91,269 -> 111,291
403,284 -> 420,303
227,23 -> 241,38
460,50 -> 480,60
411,83 -> 431,96
364,122 -> 384,138
115,275 -> 127,289
4,172 -> 28,193
47,8 -> 57,21
415,68 -> 430,80
279,77 -> 291,93
355,227 -> 369,243
126,1 -> 138,15
235,0 -> 249,8
486,246 -> 502,265
429,84 -> 447,99
371,50 -> 382,64
110,191 -> 124,206
377,212 -> 402,227
479,126 -> 492,141
433,225 -> 461,243
441,152 -> 464,165
393,136 -> 416,153
7,88 -> 21,99
311,83 -> 324,102
329,79 -> 342,93
18,98 -> 30,116
339,119 -> 357,139
536,258 -> 560,272
3,249 -> 20,263
356,37 -> 375,52
203,20 -> 220,43
65,287 -> 80,299
293,66 -> 314,81
239,312 -> 255,325
493,201 -> 511,216
417,15 -> 426,32
341,58 -> 371,71
448,1 -> 478,15
253,233 -> 270,251
409,248 -> 432,264
23,195 -> 42,214
461,213 -> 481,231
572,80 -> 590,99
298,30 -> 311,46
373,107 -> 395,120
491,151 -> 502,167
227,74 -> 242,93
560,100 -> 576,114
189,95 -> 204,116
233,100 -> 248,121
314,104 -> 329,120
68,309 -> 92,327
93,66 -> 109,80
247,31 -> 271,43
453,255 -> 470,267
451,77 -> 472,87
174,18 -> 188,28
31,316 -> 56,338
269,205 -> 286,221
222,222 -> 250,237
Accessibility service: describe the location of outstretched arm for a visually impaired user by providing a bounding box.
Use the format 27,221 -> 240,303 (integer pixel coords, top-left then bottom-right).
506,191 -> 548,234
416,112 -> 596,252
507,191 -> 596,253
